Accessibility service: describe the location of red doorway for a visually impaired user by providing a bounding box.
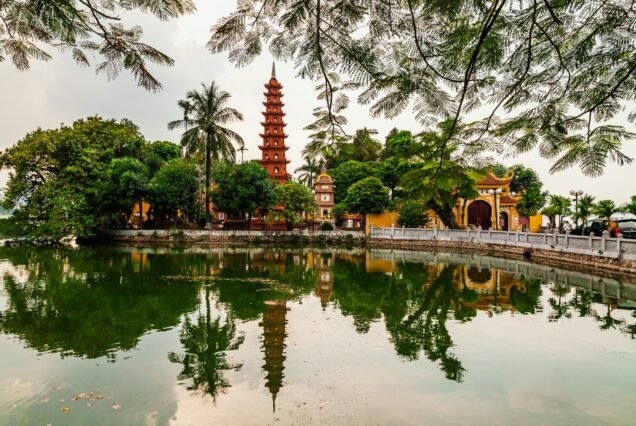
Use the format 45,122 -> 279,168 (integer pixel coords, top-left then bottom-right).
468,200 -> 492,229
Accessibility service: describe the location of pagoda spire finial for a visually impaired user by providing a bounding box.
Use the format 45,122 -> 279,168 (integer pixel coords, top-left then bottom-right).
271,62 -> 276,79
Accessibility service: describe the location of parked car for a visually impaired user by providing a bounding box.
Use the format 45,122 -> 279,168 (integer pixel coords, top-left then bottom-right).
610,219 -> 636,239
571,219 -> 608,236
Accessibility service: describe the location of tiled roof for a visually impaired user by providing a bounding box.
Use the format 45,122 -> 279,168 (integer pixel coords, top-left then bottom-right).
499,195 -> 519,204
477,173 -> 513,186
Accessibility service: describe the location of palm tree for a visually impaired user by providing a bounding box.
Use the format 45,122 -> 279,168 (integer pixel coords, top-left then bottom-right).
546,195 -> 571,233
295,158 -> 320,188
575,194 -> 596,233
168,82 -> 245,227
168,286 -> 244,400
620,195 -> 636,216
541,205 -> 558,232
593,199 -> 617,221
176,99 -> 193,158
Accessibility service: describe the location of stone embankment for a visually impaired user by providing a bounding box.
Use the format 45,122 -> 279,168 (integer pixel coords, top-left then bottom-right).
99,229 -> 366,246
98,226 -> 636,275
368,226 -> 636,275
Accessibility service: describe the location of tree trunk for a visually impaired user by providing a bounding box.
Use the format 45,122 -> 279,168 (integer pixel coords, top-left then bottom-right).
247,212 -> 252,231
205,136 -> 211,229
139,200 -> 143,230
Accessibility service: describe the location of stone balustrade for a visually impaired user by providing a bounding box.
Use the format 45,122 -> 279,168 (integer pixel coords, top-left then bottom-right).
369,225 -> 636,262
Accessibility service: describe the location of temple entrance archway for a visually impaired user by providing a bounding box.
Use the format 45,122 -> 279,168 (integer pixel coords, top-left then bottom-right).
499,212 -> 509,231
468,200 -> 492,229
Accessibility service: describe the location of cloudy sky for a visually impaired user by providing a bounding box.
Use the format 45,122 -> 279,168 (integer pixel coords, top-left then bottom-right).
1,1 -> 635,204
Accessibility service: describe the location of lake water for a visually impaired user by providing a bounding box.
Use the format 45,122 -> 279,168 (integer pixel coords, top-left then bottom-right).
0,245 -> 635,425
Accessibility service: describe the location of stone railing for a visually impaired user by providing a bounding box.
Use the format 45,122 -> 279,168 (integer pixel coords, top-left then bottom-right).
368,248 -> 636,302
369,225 -> 636,262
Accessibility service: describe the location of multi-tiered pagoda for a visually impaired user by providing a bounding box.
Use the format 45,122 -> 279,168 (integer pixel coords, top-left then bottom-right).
257,63 -> 291,183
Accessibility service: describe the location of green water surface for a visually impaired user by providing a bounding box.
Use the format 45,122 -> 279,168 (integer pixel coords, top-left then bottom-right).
0,245 -> 634,425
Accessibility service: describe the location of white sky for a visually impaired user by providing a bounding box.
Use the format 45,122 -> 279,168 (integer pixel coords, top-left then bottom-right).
0,1 -> 635,204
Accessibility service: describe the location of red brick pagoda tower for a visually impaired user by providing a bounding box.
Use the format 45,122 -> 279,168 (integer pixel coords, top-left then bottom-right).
257,63 -> 291,184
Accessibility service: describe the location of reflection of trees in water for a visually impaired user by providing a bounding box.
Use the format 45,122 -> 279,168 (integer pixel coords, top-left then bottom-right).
386,265 -> 471,382
509,278 -> 543,314
0,246 -> 199,358
548,283 -> 573,322
168,287 -> 244,401
545,286 -> 636,337
332,260 -> 475,382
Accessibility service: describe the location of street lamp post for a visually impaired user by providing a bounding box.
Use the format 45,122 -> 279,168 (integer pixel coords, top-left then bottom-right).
569,189 -> 584,228
238,146 -> 247,163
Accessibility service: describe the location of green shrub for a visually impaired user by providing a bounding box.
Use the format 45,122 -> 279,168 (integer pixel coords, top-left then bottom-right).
171,229 -> 186,243
397,200 -> 428,228
320,222 -> 334,231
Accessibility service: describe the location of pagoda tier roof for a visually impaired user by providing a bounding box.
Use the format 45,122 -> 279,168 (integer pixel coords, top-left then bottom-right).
263,91 -> 284,97
261,111 -> 286,116
263,101 -> 285,107
261,122 -> 288,127
264,82 -> 283,89
256,158 -> 290,164
499,194 -> 520,205
259,145 -> 290,151
477,172 -> 513,186
260,133 -> 288,138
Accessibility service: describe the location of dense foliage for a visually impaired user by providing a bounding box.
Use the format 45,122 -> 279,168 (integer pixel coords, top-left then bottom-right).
0,0 -> 195,90
397,200 -> 429,228
148,159 -> 198,221
211,0 -> 636,176
343,177 -> 390,217
275,182 -> 316,229
0,117 -> 146,239
210,161 -> 277,227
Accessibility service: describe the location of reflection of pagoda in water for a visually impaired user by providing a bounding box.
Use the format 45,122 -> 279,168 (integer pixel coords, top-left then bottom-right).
307,251 -> 334,307
260,300 -> 287,411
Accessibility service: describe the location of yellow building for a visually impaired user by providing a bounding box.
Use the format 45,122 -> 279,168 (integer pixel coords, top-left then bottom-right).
367,171 -> 542,233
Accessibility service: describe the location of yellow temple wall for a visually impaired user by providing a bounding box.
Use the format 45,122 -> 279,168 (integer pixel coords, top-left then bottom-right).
365,212 -> 399,234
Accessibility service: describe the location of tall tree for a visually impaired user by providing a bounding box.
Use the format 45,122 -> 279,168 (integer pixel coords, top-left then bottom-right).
275,182 -> 316,230
147,159 -> 198,222
620,196 -> 636,216
0,117 -> 146,240
593,200 -> 618,221
545,195 -> 572,233
400,121 -> 482,228
211,0 -> 636,176
211,162 -> 277,229
515,186 -> 547,219
143,141 -> 181,175
343,177 -> 390,230
102,157 -> 150,228
294,158 -> 320,188
168,83 -> 245,228
575,194 -> 596,233
1,0 -> 195,90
